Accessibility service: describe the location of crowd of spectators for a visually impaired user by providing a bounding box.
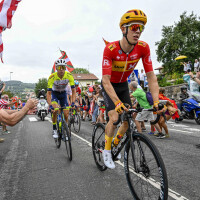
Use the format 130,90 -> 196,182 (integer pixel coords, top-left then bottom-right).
0,78 -> 38,143
183,58 -> 200,73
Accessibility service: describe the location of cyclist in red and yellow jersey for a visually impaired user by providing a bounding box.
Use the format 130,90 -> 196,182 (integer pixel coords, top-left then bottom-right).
102,9 -> 160,169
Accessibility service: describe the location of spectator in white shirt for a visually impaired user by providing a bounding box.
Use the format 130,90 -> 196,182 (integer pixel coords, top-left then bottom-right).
139,69 -> 145,88
194,59 -> 199,72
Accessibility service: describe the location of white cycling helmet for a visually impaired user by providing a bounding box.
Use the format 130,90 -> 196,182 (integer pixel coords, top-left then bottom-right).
55,59 -> 67,67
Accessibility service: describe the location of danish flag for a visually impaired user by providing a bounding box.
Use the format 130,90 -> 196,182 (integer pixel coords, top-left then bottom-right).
51,50 -> 74,73
0,0 -> 22,63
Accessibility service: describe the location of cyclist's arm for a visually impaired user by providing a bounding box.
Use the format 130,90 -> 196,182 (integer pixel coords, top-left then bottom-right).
47,91 -> 52,105
102,75 -> 120,104
146,71 -> 159,102
141,43 -> 159,103
47,74 -> 54,105
71,87 -> 76,104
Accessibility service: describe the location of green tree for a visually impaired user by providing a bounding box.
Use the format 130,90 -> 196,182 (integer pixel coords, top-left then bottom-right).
71,68 -> 90,74
2,90 -> 14,98
155,12 -> 200,74
34,78 -> 48,97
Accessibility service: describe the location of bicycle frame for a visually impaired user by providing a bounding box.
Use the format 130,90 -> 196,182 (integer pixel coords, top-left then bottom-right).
111,108 -> 161,162
111,112 -> 132,160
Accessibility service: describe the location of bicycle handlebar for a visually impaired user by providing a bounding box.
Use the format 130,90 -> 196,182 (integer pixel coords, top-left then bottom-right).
113,103 -> 164,126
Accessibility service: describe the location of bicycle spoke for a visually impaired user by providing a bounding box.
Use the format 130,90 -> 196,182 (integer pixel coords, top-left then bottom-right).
124,134 -> 168,199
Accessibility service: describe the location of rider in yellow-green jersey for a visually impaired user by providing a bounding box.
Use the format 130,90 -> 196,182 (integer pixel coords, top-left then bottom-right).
47,59 -> 76,139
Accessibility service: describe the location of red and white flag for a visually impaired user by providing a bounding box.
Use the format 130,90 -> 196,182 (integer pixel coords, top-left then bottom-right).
0,0 -> 22,62
51,50 -> 74,73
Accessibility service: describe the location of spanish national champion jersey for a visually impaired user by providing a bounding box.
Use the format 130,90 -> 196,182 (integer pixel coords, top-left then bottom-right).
102,40 -> 153,83
47,71 -> 75,92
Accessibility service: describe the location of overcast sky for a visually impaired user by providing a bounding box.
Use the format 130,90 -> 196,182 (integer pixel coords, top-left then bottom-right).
0,0 -> 199,83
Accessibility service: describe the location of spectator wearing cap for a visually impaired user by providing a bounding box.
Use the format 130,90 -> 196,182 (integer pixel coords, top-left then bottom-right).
0,78 -> 6,99
194,59 -> 199,72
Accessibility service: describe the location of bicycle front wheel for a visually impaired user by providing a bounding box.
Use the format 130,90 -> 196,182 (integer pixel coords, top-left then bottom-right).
55,119 -> 61,149
124,133 -> 168,200
73,114 -> 81,133
62,121 -> 72,161
92,123 -> 107,171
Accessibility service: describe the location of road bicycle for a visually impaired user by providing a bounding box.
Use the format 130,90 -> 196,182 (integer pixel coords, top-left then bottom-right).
54,107 -> 72,161
92,105 -> 168,199
68,107 -> 81,133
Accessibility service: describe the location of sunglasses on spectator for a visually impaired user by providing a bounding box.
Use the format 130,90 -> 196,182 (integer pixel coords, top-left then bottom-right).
124,23 -> 145,32
56,66 -> 66,70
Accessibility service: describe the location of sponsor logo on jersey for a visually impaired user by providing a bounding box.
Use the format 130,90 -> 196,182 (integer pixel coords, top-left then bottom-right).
103,59 -> 110,66
130,54 -> 138,60
118,50 -> 123,54
126,63 -> 137,70
114,65 -> 124,69
138,41 -> 147,47
116,56 -> 120,60
112,60 -> 140,72
108,44 -> 116,51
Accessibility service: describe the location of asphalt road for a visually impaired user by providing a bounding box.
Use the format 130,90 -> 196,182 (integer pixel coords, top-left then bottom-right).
0,114 -> 199,200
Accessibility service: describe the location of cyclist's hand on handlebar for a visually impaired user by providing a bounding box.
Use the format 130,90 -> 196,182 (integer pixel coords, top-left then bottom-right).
114,100 -> 128,114
71,102 -> 76,109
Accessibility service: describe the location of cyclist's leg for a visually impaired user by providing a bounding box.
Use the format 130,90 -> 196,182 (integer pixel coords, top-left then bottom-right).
63,109 -> 70,122
51,102 -> 59,138
113,81 -> 132,145
59,92 -> 70,123
51,92 -> 60,136
101,85 -> 118,168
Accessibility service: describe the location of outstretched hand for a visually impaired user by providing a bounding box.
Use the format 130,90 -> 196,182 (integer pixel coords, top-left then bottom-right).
25,98 -> 38,110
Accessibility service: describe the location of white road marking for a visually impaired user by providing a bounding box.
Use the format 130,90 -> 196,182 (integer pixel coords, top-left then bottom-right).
46,118 -> 190,199
169,124 -> 189,128
28,117 -> 38,122
70,131 -> 189,200
145,124 -> 200,136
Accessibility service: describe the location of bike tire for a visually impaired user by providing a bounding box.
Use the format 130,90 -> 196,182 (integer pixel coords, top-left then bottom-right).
62,121 -> 72,161
41,114 -> 45,121
195,116 -> 200,125
55,120 -> 61,149
92,123 -> 107,171
73,114 -> 81,133
124,133 -> 168,200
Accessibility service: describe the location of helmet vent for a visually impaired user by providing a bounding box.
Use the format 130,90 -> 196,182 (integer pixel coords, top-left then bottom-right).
134,10 -> 138,15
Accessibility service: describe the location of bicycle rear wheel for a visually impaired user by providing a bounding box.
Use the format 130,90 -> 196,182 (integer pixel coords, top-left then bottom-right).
92,123 -> 107,171
73,114 -> 81,133
62,121 -> 72,161
124,133 -> 168,200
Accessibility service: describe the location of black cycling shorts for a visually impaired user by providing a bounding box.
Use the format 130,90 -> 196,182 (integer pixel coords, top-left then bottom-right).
102,81 -> 132,112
